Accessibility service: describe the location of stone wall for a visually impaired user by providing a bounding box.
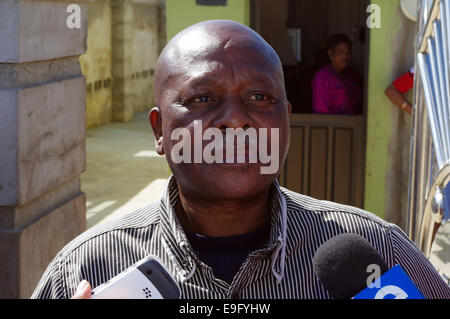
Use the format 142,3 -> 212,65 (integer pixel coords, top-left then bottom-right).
0,0 -> 166,297
79,1 -> 113,128
0,0 -> 88,298
80,0 -> 166,128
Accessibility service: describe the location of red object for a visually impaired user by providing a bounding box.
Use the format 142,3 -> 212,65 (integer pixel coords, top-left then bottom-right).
393,70 -> 414,94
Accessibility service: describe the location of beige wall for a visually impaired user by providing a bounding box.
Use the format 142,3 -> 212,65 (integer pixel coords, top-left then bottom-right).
80,0 -> 166,128
131,3 -> 163,113
79,1 -> 112,128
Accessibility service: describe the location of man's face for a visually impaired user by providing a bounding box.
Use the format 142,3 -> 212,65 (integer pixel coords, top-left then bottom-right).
156,44 -> 291,201
329,43 -> 352,72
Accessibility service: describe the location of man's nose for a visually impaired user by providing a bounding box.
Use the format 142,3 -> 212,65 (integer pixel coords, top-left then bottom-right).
212,95 -> 254,130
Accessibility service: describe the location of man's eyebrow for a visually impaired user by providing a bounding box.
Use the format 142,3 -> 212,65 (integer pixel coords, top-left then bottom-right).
164,70 -> 280,96
248,75 -> 277,86
158,74 -> 217,99
185,76 -> 219,88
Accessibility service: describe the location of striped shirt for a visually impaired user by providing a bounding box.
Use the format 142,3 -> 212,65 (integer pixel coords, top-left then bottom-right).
31,176 -> 450,299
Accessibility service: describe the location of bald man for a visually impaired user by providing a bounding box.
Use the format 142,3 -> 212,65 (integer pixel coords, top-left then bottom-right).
32,20 -> 450,299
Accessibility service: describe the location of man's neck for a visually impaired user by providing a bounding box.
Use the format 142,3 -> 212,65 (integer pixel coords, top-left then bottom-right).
175,184 -> 272,238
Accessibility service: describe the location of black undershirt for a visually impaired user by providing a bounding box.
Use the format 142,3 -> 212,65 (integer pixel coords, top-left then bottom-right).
183,223 -> 271,284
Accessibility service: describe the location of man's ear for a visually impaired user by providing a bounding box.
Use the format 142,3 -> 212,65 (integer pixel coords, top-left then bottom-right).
149,107 -> 164,155
287,102 -> 292,116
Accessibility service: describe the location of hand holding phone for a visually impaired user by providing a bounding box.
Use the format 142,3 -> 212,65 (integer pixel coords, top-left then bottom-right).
73,256 -> 181,299
71,280 -> 92,299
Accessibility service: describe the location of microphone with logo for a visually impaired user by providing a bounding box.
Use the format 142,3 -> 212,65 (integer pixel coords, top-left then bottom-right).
312,233 -> 425,299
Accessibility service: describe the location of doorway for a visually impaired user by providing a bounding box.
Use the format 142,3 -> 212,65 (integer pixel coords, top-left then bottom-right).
251,0 -> 369,207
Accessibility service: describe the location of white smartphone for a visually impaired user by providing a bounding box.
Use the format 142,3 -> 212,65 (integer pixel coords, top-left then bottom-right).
90,256 -> 181,299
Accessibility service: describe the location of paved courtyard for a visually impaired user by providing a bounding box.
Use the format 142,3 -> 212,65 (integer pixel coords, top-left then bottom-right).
81,111 -> 169,228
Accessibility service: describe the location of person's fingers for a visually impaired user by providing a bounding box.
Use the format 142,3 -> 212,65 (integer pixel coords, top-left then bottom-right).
406,106 -> 413,115
71,280 -> 92,299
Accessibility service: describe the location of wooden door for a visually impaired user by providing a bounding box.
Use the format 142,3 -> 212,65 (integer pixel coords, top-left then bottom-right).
279,114 -> 365,208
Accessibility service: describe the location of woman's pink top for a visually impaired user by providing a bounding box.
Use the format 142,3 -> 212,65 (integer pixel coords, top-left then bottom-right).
312,64 -> 363,114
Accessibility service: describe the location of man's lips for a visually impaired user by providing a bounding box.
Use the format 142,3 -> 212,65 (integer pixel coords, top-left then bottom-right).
219,143 -> 257,163
223,151 -> 251,164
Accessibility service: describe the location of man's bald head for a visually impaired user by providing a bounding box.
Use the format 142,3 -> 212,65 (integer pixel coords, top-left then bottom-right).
149,19 -> 291,203
154,20 -> 283,105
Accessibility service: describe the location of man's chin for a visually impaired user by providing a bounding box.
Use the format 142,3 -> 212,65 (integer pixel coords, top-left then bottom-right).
174,163 -> 277,200
206,161 -> 273,177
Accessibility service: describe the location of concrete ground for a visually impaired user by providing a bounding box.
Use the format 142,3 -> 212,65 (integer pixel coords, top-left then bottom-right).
81,111 -> 169,228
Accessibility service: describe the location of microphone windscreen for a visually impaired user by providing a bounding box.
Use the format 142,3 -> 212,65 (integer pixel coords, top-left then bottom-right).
313,233 -> 389,299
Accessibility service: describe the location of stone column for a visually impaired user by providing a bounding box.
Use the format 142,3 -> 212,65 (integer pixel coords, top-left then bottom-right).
0,0 -> 87,298
110,0 -> 166,123
111,0 -> 135,122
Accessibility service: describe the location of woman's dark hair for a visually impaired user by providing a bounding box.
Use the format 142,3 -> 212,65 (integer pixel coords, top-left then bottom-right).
327,33 -> 352,52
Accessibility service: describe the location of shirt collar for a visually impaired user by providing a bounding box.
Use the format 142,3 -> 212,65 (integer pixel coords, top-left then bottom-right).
159,175 -> 287,284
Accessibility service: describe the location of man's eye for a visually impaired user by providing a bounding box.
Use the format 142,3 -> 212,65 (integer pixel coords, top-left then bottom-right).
193,96 -> 210,103
249,93 -> 270,101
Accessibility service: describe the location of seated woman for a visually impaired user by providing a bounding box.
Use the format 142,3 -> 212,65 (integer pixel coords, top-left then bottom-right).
312,34 -> 363,115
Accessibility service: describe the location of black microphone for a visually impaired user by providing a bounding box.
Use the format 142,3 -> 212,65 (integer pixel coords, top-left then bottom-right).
313,233 -> 389,299
313,233 -> 426,299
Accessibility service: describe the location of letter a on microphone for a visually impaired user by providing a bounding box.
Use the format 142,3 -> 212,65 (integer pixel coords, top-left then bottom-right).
353,265 -> 425,299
